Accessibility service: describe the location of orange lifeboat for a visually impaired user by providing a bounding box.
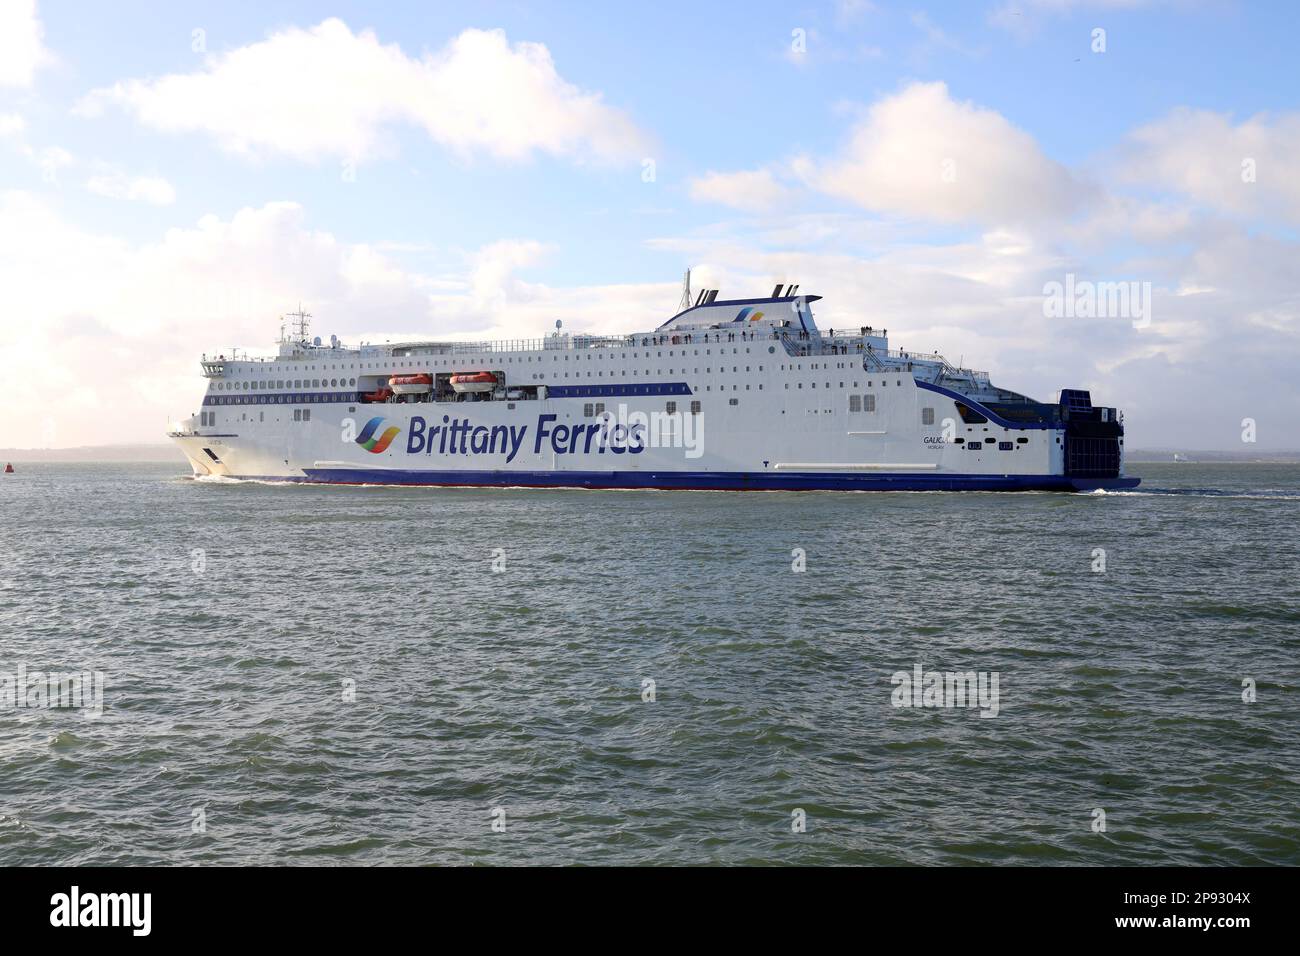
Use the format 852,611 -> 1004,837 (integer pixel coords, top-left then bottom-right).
450,371 -> 497,394
3,463 -> 13,474
389,373 -> 432,395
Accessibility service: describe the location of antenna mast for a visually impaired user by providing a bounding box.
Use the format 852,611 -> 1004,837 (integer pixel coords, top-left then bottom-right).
285,304 -> 312,345
678,269 -> 692,312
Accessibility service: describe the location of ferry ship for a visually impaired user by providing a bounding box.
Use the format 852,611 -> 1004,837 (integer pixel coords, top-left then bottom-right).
168,286 -> 1139,491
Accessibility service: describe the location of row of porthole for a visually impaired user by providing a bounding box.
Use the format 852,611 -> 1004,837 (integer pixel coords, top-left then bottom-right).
217,377 -> 358,391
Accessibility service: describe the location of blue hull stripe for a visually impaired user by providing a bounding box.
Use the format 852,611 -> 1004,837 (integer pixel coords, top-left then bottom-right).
263,468 -> 1140,492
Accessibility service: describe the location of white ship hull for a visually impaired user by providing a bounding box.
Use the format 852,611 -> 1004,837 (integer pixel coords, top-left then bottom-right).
169,292 -> 1139,492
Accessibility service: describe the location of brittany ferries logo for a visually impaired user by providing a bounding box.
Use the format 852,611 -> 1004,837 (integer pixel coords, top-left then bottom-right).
355,417 -> 400,454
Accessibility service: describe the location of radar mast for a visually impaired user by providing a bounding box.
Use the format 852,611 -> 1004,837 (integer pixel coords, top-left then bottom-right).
281,305 -> 312,345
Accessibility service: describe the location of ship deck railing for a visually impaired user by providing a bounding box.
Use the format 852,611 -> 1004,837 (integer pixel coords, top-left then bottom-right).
201,331 -> 988,381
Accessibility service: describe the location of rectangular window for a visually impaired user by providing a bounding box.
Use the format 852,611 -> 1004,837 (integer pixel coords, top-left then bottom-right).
849,394 -> 862,413
728,398 -> 738,406
922,407 -> 935,425
583,403 -> 594,417
594,403 -> 605,415
294,409 -> 302,422
666,401 -> 677,414
690,400 -> 701,414
303,409 -> 311,422
863,394 -> 876,412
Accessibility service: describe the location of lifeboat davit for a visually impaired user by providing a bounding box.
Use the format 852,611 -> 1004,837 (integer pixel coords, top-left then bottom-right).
450,371 -> 497,394
389,373 -> 432,395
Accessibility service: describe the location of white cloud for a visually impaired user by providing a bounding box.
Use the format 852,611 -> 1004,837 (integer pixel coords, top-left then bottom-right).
805,81 -> 1086,225
647,210 -> 1300,450
0,0 -> 53,87
0,196 -> 433,446
0,113 -> 25,136
86,171 -> 176,205
76,20 -> 650,165
1117,107 -> 1300,223
989,0 -> 1156,39
688,168 -> 796,212
0,195 -> 675,447
910,12 -> 987,59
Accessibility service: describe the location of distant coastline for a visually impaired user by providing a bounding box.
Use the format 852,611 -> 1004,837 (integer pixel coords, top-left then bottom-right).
1127,450 -> 1300,463
0,444 -> 186,463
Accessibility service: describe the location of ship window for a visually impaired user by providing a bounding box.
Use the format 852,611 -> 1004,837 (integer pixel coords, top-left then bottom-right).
967,442 -> 982,450
294,410 -> 301,421
999,441 -> 1014,450
303,409 -> 311,422
849,395 -> 862,413
922,407 -> 935,425
690,401 -> 701,414
583,403 -> 594,417
594,403 -> 605,415
864,394 -> 876,412
1017,437 -> 1029,444
666,401 -> 677,414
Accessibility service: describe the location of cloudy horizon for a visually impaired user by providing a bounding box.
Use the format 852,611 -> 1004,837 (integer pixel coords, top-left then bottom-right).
2,0 -> 1297,451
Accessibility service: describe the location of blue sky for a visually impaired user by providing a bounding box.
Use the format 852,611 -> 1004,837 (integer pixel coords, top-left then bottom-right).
2,0 -> 1298,449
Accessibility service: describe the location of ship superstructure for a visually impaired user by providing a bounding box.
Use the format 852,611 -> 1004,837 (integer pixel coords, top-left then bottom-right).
169,290 -> 1139,491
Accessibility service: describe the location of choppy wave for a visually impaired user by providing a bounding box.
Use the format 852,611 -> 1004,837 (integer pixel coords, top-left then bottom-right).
1,460 -> 1297,865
